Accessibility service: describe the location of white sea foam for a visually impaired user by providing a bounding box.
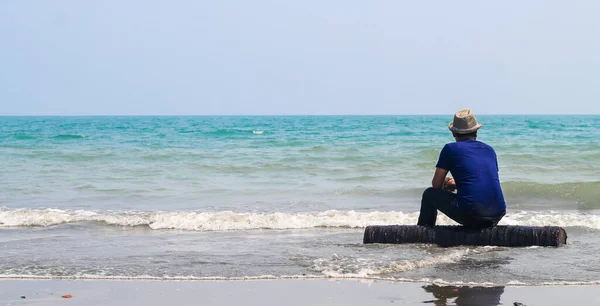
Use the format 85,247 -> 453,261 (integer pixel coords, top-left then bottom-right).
1,207 -> 599,231
311,248 -> 474,278
500,211 -> 600,228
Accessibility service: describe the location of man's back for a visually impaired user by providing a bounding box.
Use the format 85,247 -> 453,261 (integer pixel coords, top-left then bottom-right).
436,138 -> 506,217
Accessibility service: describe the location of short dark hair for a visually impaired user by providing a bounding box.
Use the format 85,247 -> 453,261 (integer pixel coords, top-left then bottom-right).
453,131 -> 477,138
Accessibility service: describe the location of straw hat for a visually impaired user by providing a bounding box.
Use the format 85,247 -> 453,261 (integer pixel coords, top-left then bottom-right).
448,109 -> 483,134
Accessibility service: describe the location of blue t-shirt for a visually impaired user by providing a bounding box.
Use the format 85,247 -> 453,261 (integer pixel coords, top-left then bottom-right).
436,139 -> 506,217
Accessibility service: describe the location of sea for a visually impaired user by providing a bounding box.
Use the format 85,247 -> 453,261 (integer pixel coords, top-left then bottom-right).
1,115 -> 599,286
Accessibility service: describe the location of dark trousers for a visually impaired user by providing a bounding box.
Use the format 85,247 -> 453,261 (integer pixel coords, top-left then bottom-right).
417,187 -> 504,228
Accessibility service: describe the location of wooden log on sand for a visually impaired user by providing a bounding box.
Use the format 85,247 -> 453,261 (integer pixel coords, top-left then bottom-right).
363,225 -> 567,247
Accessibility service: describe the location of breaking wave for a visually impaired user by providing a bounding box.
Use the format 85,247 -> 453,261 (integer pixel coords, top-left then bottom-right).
1,208 -> 599,231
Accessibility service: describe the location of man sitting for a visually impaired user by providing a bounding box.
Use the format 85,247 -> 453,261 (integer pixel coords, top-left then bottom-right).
417,109 -> 506,228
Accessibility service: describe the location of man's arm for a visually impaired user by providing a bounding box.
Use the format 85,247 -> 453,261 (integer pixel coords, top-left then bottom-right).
432,167 -> 449,189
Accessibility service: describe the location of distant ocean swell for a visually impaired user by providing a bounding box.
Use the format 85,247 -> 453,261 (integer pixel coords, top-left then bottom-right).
1,208 -> 598,230
6,181 -> 598,208
328,181 -> 600,201
501,181 -> 600,207
4,133 -> 88,141
4,129 -> 265,141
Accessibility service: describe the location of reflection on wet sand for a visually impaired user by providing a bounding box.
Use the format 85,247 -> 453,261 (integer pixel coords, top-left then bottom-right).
422,284 -> 504,306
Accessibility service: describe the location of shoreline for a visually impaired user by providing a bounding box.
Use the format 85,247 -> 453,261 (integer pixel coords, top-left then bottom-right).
2,275 -> 600,287
1,279 -> 598,306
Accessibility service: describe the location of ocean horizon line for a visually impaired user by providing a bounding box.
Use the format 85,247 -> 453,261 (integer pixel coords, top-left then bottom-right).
1,113 -> 598,117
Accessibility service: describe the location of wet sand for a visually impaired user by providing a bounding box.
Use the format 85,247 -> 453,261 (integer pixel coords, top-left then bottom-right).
0,279 -> 598,306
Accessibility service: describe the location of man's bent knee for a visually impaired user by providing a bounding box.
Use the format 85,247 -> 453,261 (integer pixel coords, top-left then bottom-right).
422,187 -> 439,198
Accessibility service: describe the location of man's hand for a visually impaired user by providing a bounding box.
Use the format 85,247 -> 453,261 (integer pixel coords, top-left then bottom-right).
444,177 -> 456,192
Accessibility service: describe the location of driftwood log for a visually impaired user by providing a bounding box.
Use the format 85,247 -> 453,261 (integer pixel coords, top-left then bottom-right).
363,225 -> 567,247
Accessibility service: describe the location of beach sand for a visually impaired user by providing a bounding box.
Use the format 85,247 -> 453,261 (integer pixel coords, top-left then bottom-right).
0,279 -> 597,306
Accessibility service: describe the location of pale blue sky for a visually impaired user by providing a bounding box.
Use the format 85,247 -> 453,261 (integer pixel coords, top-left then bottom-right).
1,1 -> 599,115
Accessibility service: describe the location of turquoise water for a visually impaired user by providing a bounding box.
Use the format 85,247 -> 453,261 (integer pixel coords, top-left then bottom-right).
1,115 -> 600,284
